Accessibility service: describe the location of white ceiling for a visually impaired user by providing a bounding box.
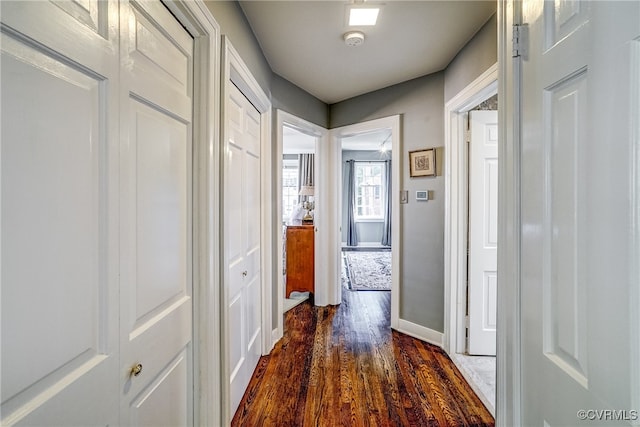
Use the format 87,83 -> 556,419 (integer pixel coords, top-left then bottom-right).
239,1 -> 496,104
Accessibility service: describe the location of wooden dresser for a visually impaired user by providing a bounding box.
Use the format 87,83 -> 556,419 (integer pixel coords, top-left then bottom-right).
285,225 -> 314,297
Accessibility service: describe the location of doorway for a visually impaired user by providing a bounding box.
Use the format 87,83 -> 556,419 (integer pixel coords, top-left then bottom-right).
275,111 -> 327,342
453,99 -> 498,417
444,64 -> 497,416
331,116 -> 401,327
282,124 -> 317,311
221,38 -> 273,425
340,131 -> 392,295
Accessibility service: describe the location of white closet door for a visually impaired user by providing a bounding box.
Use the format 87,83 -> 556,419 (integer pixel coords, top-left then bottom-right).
118,1 -> 194,425
225,83 -> 262,416
0,1 -> 120,425
1,1 -> 196,425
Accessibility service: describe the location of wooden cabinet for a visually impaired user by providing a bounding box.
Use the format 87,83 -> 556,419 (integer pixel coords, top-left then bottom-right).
285,225 -> 314,297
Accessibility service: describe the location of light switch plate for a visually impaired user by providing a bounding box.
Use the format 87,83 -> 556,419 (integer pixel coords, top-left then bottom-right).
400,190 -> 408,204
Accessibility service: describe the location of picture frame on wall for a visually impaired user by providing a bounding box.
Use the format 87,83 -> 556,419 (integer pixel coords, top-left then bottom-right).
409,148 -> 436,177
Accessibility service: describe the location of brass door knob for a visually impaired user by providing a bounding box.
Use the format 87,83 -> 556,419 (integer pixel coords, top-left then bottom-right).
130,363 -> 143,377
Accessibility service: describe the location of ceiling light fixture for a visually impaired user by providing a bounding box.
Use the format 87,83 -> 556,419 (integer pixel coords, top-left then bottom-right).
349,7 -> 379,26
343,31 -> 365,47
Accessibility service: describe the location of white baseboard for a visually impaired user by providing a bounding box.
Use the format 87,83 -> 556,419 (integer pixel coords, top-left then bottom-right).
270,327 -> 282,352
397,319 -> 444,348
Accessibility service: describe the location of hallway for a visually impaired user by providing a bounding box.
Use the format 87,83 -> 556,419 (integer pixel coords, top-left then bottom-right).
232,289 -> 494,426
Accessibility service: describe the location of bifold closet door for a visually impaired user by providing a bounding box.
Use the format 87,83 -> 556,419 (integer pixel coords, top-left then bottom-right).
1,1 -> 120,424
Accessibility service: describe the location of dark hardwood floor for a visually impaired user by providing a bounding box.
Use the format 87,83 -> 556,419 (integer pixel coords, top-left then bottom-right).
231,288 -> 494,426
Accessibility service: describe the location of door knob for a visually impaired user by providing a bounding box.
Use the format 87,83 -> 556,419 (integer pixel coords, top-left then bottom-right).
242,270 -> 248,277
130,363 -> 143,377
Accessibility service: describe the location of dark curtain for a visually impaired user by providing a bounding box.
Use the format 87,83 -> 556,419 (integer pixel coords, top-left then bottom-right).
381,160 -> 392,246
346,160 -> 359,246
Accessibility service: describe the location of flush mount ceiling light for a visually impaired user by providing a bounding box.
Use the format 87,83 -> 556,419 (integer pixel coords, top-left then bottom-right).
349,7 -> 380,26
344,31 -> 365,47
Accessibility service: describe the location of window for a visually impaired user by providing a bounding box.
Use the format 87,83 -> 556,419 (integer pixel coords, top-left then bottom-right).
282,160 -> 299,222
354,162 -> 385,220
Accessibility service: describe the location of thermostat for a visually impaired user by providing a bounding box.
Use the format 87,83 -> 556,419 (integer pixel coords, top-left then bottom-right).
416,190 -> 429,201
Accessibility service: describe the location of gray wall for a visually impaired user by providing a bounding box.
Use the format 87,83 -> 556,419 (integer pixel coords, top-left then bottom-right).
330,73 -> 446,332
330,12 -> 497,335
444,13 -> 497,103
204,1 -> 272,96
204,1 -> 328,127
272,74 -> 329,129
341,150 -> 391,244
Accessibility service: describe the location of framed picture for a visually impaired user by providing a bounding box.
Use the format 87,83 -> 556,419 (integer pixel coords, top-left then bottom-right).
409,148 -> 436,177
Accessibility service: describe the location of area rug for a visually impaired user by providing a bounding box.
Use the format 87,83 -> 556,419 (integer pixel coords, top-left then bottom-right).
343,251 -> 391,291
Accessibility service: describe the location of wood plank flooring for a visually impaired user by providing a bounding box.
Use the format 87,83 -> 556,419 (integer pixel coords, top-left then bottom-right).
231,289 -> 494,426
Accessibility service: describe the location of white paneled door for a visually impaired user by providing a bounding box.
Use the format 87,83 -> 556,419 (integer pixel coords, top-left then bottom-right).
468,110 -> 498,356
1,1 -> 194,425
119,2 -> 194,426
225,83 -> 262,416
520,1 -> 640,425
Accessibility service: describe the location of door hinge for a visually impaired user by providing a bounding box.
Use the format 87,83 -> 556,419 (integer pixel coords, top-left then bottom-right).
465,315 -> 470,328
512,24 -> 528,58
465,127 -> 471,144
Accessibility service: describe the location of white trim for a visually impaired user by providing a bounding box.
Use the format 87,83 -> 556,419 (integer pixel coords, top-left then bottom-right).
497,1 -> 522,425
317,129 -> 343,306
161,1 -> 221,425
221,36 -> 272,426
397,319 -> 444,348
331,116 -> 401,326
275,110 -> 327,340
443,63 -> 497,356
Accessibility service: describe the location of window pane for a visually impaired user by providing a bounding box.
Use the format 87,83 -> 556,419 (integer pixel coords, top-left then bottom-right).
353,162 -> 386,221
282,165 -> 299,221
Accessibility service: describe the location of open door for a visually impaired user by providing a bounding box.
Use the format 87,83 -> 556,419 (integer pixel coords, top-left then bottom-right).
468,110 -> 498,356
519,1 -> 640,424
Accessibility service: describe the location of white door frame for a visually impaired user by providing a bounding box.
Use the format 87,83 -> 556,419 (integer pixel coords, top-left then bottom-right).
274,110 -> 328,339
444,63 -> 497,356
330,115 -> 401,323
158,1 -> 222,425
220,36 -> 272,426
496,1 -> 521,425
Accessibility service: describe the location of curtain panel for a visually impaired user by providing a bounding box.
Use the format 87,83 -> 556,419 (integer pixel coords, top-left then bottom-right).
381,160 -> 392,246
345,160 -> 359,247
